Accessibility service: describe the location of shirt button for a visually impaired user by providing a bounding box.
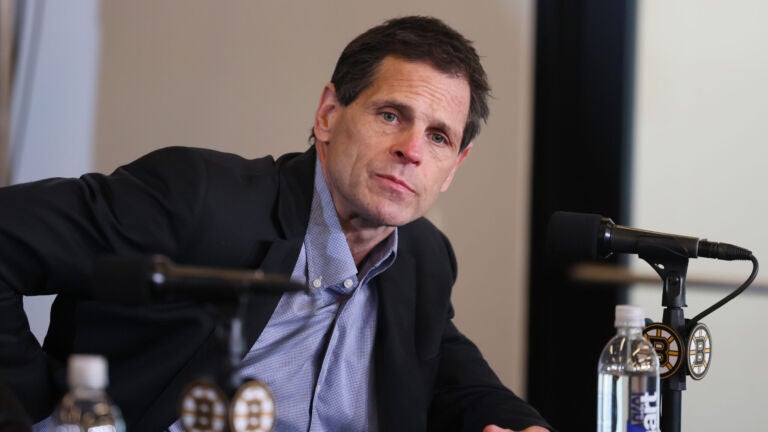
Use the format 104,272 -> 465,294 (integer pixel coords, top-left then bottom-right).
312,278 -> 322,288
343,279 -> 354,289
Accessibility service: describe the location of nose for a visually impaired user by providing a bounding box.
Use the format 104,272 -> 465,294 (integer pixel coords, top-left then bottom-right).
392,131 -> 423,165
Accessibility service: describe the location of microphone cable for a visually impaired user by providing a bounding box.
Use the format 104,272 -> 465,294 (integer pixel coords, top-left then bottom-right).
688,253 -> 759,329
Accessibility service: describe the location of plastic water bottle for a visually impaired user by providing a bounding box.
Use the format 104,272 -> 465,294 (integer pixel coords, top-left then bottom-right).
51,355 -> 125,432
597,305 -> 660,432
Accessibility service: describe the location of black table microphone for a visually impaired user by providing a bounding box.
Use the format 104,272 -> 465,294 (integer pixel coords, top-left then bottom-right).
91,255 -> 306,305
547,211 -> 752,261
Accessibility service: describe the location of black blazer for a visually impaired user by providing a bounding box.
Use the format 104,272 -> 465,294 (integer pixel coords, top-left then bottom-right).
0,146 -> 551,431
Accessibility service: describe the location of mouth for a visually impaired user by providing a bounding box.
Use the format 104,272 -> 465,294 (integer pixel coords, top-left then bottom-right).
376,174 -> 416,194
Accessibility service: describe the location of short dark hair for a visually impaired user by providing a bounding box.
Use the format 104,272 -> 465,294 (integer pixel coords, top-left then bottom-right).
322,16 -> 490,152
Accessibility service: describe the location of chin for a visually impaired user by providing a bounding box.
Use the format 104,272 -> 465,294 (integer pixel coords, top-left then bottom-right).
361,201 -> 423,227
375,210 -> 420,228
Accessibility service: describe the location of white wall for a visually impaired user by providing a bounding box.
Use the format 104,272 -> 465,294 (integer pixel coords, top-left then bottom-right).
12,0 -> 100,344
631,1 -> 768,429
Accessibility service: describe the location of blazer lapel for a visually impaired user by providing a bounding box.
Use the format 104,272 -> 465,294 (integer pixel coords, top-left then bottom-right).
239,146 -> 316,346
374,251 -> 430,430
241,237 -> 303,347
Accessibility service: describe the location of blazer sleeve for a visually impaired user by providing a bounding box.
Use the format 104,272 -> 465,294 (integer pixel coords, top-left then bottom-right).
428,320 -> 555,431
425,230 -> 555,432
0,147 -> 210,420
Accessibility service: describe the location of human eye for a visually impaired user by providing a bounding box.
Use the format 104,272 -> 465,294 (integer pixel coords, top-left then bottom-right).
429,132 -> 449,146
380,111 -> 398,123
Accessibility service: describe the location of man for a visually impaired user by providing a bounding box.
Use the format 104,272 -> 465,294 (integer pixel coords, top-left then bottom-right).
0,16 -> 553,431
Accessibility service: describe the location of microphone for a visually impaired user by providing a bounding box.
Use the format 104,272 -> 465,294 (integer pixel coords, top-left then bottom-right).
547,211 -> 752,261
91,255 -> 306,305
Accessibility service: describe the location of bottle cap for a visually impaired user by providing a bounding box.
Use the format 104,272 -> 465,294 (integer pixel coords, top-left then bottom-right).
614,304 -> 645,328
67,354 -> 108,390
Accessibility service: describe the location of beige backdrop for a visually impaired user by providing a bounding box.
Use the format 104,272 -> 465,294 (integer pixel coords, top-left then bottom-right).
95,1 -> 535,396
629,0 -> 768,428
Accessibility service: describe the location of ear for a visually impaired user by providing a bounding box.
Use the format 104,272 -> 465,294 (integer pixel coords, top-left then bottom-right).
440,143 -> 472,192
313,83 -> 341,143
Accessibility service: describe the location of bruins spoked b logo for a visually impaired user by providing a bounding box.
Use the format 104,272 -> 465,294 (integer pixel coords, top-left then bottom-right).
178,379 -> 276,432
179,380 -> 229,432
687,323 -> 712,380
230,380 -> 276,432
643,323 -> 683,379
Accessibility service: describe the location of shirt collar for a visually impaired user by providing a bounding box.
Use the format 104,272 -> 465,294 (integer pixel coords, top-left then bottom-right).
304,155 -> 397,293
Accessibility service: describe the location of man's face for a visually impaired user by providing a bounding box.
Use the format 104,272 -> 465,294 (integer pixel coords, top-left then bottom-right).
313,56 -> 472,229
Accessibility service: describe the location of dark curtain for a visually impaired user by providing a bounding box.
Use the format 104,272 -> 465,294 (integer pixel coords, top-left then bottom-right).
527,1 -> 637,430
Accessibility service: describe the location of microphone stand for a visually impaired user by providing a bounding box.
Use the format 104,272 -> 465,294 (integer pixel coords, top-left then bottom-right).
638,244 -> 689,432
210,294 -> 249,395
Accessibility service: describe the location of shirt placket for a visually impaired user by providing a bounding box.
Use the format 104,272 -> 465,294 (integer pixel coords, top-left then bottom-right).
307,276 -> 359,432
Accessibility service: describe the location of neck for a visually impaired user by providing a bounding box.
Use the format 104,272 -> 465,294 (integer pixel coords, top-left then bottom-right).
341,221 -> 395,266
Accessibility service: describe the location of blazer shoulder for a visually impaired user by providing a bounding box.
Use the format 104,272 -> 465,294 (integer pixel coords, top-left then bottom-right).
398,217 -> 457,276
124,146 -> 280,175
399,217 -> 450,247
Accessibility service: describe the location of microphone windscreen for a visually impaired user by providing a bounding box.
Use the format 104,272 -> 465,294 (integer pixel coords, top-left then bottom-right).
546,211 -> 603,260
91,255 -> 156,305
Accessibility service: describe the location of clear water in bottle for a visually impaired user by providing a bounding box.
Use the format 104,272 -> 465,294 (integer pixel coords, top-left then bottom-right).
53,389 -> 123,432
597,305 -> 660,432
51,355 -> 125,432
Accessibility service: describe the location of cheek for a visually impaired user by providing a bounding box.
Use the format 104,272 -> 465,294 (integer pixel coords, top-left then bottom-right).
326,147 -> 367,190
433,162 -> 459,191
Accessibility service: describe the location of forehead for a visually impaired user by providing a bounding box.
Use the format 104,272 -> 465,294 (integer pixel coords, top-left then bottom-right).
361,57 -> 470,128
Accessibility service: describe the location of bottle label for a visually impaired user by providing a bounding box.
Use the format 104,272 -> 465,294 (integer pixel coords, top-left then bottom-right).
627,391 -> 659,432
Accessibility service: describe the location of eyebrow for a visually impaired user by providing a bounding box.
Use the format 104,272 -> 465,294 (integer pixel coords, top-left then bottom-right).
376,99 -> 459,144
